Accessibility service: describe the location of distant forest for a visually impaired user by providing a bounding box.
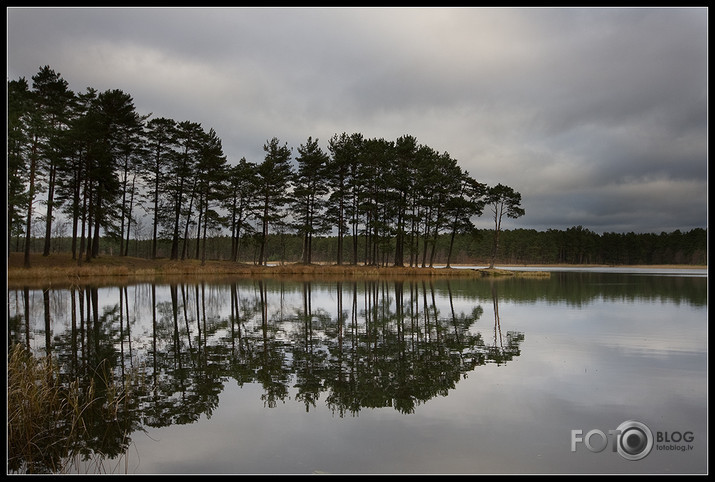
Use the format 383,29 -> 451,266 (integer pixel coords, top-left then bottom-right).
8,66 -> 707,268
16,227 -> 707,267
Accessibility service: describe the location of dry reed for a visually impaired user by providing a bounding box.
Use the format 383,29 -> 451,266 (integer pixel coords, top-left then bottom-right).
7,344 -> 136,474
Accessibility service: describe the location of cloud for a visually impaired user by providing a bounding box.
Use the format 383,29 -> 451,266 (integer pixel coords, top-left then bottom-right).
6,6 -> 707,234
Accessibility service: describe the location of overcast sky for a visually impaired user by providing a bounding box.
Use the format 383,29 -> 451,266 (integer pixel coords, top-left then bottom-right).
6,7 -> 708,234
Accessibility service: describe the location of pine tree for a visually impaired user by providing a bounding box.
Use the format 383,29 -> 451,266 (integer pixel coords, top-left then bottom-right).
485,184 -> 525,268
255,137 -> 293,265
293,137 -> 330,264
143,117 -> 178,258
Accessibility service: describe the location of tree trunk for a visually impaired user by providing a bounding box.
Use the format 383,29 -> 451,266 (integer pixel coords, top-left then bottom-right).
71,166 -> 81,260
42,161 -> 56,256
490,214 -> 502,269
258,197 -> 269,266
194,192 -> 203,260
201,202 -> 208,265
23,142 -> 39,268
119,167 -> 128,258
446,226 -> 457,269
152,169 -> 160,259
91,185 -> 102,259
170,177 -> 184,260
124,174 -> 136,256
337,196 -> 344,265
183,184 -> 197,260
78,177 -> 88,267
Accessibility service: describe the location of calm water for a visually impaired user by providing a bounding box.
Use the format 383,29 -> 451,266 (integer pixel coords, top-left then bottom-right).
7,268 -> 708,474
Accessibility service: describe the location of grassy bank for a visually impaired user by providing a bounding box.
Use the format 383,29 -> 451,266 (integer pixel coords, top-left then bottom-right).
7,253 -> 563,287
10,253 -> 705,288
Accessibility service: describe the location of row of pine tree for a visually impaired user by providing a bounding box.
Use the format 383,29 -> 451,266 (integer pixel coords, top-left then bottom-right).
9,66 -> 525,269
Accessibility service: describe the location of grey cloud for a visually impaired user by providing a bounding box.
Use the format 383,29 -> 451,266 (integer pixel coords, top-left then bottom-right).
6,7 -> 707,234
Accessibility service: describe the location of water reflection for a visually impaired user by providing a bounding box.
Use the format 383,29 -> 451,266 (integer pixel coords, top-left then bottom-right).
8,279 -> 523,472
7,271 -> 706,474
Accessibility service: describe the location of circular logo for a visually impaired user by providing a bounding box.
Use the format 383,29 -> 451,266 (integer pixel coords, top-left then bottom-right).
616,420 -> 653,461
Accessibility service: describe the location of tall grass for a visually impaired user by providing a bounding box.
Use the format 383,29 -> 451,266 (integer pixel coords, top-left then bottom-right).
7,344 -> 136,474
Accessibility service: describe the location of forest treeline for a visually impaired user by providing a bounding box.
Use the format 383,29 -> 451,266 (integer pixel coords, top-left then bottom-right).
19,226 -> 707,267
8,66 -> 705,269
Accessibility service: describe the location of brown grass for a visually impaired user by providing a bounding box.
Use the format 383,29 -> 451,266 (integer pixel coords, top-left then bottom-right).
9,252 -> 704,288
7,253 -> 556,288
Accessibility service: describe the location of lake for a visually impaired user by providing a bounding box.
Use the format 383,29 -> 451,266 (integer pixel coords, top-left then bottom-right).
7,268 -> 708,474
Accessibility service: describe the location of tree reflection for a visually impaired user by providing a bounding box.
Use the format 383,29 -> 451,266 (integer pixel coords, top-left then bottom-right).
8,286 -> 142,473
489,282 -> 524,366
8,278 -> 525,472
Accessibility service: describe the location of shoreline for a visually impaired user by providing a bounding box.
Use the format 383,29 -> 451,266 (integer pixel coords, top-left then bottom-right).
428,263 -> 706,270
6,253 -> 706,288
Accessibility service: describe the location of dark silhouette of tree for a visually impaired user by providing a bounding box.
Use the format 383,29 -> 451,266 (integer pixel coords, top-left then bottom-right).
195,127 -> 228,265
62,88 -> 99,264
143,117 -> 178,259
418,148 -> 456,267
485,184 -> 525,268
21,72 -> 50,267
444,172 -> 486,268
293,137 -> 330,264
225,157 -> 257,262
327,132 -> 363,265
360,137 -> 394,266
116,112 -> 148,257
86,89 -> 141,260
391,135 -> 419,267
12,68 -> 706,268
167,121 -> 203,260
7,78 -> 31,256
255,137 -> 293,266
345,134 -> 365,265
30,67 -> 75,258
